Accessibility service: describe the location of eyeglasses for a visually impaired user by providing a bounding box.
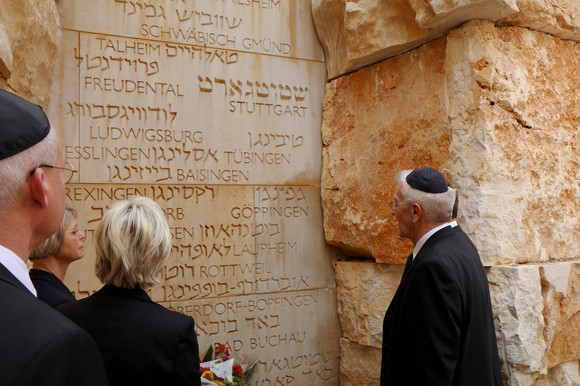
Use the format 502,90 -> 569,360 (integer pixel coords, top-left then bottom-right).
390,200 -> 406,211
27,162 -> 77,184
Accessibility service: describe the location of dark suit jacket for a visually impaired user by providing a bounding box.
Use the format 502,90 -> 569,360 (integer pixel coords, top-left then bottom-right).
0,263 -> 108,386
381,226 -> 502,385
59,285 -> 202,386
29,268 -> 76,308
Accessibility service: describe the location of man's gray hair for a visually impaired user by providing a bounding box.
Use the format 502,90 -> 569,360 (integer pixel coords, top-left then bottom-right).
396,169 -> 456,223
0,128 -> 59,212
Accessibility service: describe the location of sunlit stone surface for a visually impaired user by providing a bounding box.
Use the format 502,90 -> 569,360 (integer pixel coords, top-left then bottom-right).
0,0 -> 60,105
49,1 -> 342,383
322,20 -> 579,266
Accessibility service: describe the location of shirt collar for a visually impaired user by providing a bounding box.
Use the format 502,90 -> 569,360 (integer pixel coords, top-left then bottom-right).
0,245 -> 37,296
412,222 -> 452,260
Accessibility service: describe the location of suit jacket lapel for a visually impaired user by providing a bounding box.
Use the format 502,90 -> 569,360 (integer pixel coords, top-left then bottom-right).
399,253 -> 414,283
414,226 -> 455,262
397,226 -> 455,288
0,262 -> 31,294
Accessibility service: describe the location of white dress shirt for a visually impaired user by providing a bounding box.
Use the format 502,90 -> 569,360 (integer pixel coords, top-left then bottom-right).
412,222 -> 453,261
0,244 -> 37,296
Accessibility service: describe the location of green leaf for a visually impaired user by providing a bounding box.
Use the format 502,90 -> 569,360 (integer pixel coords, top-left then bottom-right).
202,344 -> 214,362
245,360 -> 258,380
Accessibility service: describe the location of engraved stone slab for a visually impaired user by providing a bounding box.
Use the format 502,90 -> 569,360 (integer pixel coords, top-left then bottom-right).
168,290 -> 340,384
51,30 -> 325,185
50,1 -> 340,384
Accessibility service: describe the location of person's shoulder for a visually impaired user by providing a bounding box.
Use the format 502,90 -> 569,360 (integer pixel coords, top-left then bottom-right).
10,299 -> 108,385
130,296 -> 195,334
414,254 -> 454,276
150,299 -> 194,323
29,268 -> 54,279
429,226 -> 476,254
31,293 -> 82,332
421,228 -> 484,279
58,292 -> 94,315
0,282 -> 92,345
415,238 -> 463,278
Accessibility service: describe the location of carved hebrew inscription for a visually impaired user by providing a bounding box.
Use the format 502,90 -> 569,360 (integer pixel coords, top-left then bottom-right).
65,183 -> 339,382
168,293 -> 339,385
56,30 -> 323,185
53,0 -> 338,383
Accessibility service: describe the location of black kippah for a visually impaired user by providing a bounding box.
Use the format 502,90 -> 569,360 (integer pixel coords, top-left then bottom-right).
0,89 -> 50,161
406,167 -> 449,193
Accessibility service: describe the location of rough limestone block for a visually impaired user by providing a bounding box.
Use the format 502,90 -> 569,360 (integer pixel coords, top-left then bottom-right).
322,36 -> 450,263
311,0 -> 518,79
544,361 -> 580,385
409,0 -> 518,29
335,260 -> 580,384
445,21 -> 579,265
0,24 -> 12,78
339,337 -> 381,386
489,263 -> 580,384
322,20 -> 580,265
312,0 -> 427,80
334,261 -> 404,347
489,265 -> 546,382
499,0 -> 580,41
0,0 -> 60,106
542,263 -> 580,369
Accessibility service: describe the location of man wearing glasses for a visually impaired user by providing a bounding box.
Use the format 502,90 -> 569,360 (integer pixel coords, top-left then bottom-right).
381,167 -> 502,385
0,89 -> 108,385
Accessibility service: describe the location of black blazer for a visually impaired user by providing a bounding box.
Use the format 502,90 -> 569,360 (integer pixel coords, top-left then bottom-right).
59,285 -> 202,386
0,263 -> 108,386
29,268 -> 76,308
381,226 -> 502,385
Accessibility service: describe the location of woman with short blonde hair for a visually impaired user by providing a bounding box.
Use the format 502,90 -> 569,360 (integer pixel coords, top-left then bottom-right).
59,196 -> 201,386
94,196 -> 171,289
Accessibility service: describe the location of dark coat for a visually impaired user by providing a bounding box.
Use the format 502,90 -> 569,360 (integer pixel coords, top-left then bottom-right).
29,268 -> 76,308
0,263 -> 108,386
59,285 -> 201,386
381,226 -> 502,385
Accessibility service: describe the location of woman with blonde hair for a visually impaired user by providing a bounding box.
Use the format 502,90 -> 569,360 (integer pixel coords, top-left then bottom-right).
59,196 -> 201,386
29,205 -> 85,308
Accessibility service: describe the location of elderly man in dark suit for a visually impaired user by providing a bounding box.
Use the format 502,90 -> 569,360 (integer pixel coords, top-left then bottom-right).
0,89 -> 108,385
381,167 -> 502,385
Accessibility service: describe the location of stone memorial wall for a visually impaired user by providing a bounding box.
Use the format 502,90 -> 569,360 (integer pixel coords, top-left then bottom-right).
47,0 -> 341,384
313,1 -> 579,384
3,1 -> 578,385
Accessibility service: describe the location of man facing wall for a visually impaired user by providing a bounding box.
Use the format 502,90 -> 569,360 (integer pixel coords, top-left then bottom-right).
0,89 -> 108,386
382,167 -> 502,385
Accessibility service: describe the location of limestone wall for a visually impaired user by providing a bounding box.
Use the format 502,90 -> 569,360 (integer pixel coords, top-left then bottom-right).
314,0 -> 579,384
3,1 -> 579,384
312,0 -> 580,79
0,0 -> 60,106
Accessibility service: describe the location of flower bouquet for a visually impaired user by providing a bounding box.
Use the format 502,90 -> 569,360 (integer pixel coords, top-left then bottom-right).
201,343 -> 257,386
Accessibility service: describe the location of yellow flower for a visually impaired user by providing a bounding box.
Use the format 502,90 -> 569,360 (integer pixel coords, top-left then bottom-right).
202,371 -> 214,381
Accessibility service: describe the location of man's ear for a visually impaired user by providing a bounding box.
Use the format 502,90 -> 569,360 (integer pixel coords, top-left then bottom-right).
412,203 -> 422,223
29,169 -> 49,208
